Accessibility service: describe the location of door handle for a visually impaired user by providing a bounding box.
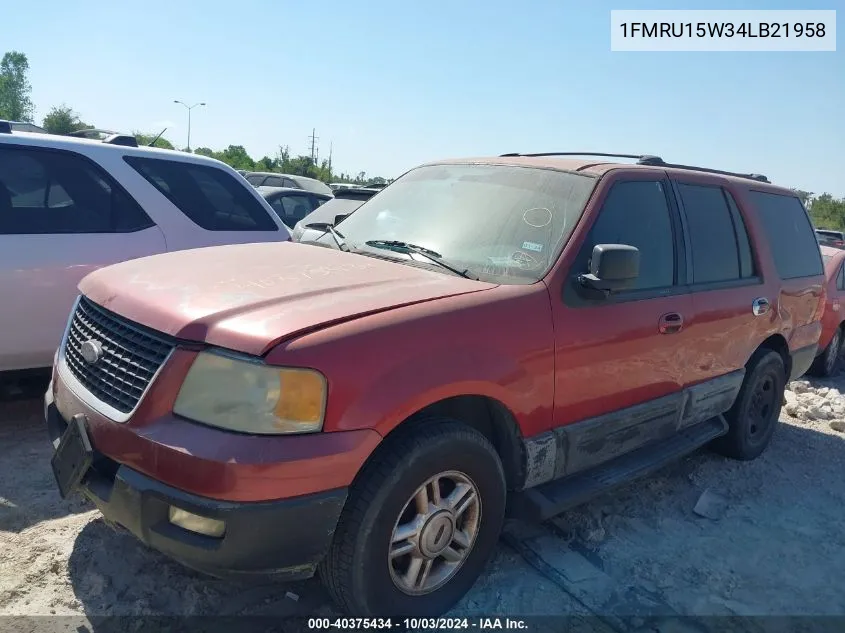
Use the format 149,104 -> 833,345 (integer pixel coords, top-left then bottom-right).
752,297 -> 770,316
659,312 -> 684,334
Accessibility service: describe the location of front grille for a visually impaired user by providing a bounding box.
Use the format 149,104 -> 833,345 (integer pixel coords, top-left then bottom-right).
64,297 -> 175,414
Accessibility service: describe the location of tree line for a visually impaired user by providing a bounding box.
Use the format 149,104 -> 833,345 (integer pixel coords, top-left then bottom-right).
1,49 -> 843,217
0,50 -> 386,186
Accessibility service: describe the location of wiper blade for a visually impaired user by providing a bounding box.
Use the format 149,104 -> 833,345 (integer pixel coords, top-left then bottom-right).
305,222 -> 348,252
365,240 -> 478,280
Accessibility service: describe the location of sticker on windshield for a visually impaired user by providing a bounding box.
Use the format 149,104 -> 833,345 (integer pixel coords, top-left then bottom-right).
521,241 -> 544,253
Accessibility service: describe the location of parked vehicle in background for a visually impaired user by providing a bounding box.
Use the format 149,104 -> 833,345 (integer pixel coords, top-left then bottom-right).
291,186 -> 380,242
815,228 -> 845,248
245,171 -> 334,196
329,182 -> 361,191
9,121 -> 48,134
0,121 -> 290,373
364,181 -> 388,190
257,186 -> 331,228
45,152 -> 824,617
809,244 -> 845,376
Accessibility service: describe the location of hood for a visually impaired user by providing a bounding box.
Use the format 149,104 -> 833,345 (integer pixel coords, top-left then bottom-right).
79,242 -> 496,356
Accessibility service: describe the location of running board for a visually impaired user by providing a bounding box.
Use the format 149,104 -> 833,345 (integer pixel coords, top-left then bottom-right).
509,416 -> 728,522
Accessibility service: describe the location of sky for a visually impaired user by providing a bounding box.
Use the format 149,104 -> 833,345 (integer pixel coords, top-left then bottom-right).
5,0 -> 843,195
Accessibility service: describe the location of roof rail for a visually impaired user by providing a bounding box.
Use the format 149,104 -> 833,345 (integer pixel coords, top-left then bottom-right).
103,133 -> 138,147
645,157 -> 770,183
499,151 -> 665,165
498,152 -> 769,183
0,120 -> 11,134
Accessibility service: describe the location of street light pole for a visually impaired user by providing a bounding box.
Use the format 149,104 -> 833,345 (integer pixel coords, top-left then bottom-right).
173,100 -> 206,151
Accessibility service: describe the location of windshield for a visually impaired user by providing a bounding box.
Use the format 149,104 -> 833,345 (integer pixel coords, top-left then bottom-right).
318,163 -> 596,284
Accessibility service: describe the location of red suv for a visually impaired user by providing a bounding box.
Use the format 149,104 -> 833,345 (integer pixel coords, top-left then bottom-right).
45,153 -> 825,617
809,244 -> 845,376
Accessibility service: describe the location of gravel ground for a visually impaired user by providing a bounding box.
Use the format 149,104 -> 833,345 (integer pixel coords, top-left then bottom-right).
1,370 -> 844,631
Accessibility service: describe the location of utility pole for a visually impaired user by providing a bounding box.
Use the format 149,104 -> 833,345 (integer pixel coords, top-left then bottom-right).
328,142 -> 333,173
173,100 -> 206,151
308,128 -> 318,164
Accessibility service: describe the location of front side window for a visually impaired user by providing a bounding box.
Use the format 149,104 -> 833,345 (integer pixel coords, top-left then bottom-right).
0,145 -> 153,234
125,157 -> 278,232
579,180 -> 676,291
329,164 -> 596,284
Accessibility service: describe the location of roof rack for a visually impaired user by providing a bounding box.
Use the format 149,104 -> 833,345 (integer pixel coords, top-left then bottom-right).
498,152 -> 769,183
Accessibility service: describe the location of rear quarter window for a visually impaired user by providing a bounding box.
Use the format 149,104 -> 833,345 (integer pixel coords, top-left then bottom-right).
748,190 -> 823,279
125,157 -> 278,232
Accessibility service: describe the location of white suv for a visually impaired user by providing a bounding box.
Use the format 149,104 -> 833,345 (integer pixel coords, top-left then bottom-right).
0,122 -> 291,373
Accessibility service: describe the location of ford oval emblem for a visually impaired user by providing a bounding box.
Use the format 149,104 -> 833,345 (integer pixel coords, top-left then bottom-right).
80,340 -> 104,365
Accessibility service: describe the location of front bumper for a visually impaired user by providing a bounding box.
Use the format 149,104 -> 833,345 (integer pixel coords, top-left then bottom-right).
46,387 -> 347,580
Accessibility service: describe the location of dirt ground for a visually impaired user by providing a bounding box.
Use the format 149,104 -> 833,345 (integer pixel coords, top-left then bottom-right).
1,370 -> 844,632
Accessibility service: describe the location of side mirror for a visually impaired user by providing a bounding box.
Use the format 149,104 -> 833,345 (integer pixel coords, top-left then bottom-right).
578,244 -> 640,294
334,213 -> 351,226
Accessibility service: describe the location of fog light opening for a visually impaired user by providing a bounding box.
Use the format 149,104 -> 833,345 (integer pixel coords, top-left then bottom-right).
168,506 -> 226,538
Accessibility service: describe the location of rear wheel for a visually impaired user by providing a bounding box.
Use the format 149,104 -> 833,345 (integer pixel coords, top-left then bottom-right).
711,349 -> 785,461
319,420 -> 506,617
808,328 -> 842,377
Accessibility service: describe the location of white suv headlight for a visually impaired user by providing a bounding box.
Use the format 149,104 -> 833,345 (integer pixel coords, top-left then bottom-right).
173,352 -> 327,435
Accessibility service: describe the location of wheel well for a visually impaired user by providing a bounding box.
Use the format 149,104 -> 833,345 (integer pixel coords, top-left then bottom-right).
381,395 -> 525,491
757,334 -> 791,377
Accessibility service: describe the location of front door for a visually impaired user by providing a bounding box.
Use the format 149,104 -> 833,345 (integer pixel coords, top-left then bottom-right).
549,173 -> 693,475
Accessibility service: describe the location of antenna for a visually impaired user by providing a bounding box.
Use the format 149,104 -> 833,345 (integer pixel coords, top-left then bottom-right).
148,128 -> 168,147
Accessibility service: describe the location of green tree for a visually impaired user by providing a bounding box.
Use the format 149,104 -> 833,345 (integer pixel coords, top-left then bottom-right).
255,156 -> 277,172
42,104 -> 89,135
132,131 -> 176,149
808,194 -> 845,231
193,147 -> 215,157
0,51 -> 34,122
218,145 -> 256,170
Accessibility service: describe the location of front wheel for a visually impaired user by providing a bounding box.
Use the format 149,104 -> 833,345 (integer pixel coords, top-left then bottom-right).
319,420 -> 506,617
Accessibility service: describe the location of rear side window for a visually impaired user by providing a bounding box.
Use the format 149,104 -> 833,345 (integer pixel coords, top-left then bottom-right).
584,180 -> 675,291
749,191 -> 823,279
269,194 -> 315,224
264,175 -> 287,187
0,145 -> 153,235
125,157 -> 278,232
246,174 -> 265,186
838,265 -> 845,291
677,183 -> 755,283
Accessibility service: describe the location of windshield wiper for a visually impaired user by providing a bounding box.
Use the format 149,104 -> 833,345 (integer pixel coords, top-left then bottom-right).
364,240 -> 478,280
305,222 -> 348,252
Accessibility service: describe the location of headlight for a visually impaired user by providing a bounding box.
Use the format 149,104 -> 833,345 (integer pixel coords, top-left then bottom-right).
173,352 -> 327,435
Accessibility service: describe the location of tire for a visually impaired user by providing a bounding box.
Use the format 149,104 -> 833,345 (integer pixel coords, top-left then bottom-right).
319,419 -> 506,617
711,348 -> 785,461
807,328 -> 842,378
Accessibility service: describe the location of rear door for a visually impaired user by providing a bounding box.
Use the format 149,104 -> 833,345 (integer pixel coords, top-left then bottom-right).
745,189 -> 825,376
0,144 -> 166,371
669,176 -> 764,387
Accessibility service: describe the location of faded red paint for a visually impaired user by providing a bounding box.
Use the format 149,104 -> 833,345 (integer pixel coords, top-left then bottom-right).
818,245 -> 845,351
